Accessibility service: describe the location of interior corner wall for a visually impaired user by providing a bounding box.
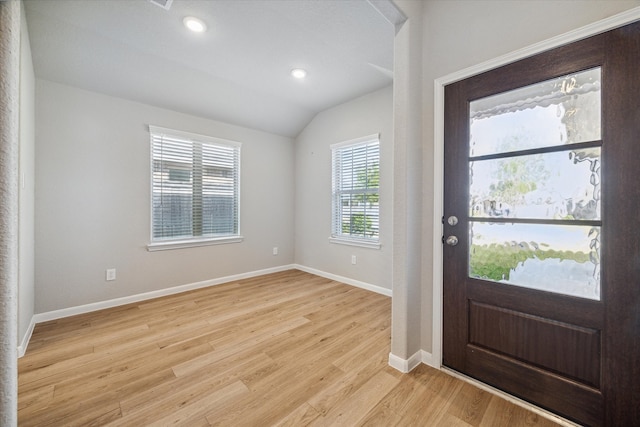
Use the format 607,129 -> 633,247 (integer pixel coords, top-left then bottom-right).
34,80 -> 295,314
18,0 -> 35,350
294,85 -> 393,291
420,0 -> 640,355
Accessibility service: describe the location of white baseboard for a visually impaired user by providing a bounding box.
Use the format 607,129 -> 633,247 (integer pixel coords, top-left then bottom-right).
388,350 -> 422,373
21,263 -> 388,357
32,264 -> 296,325
293,264 -> 392,297
421,350 -> 438,369
17,317 -> 36,358
18,264 -> 391,357
388,349 -> 436,373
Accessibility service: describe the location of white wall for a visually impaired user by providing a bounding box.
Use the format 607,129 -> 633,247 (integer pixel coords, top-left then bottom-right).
388,0 -> 425,366
34,80 -> 295,313
294,85 -> 393,291
18,2 -> 35,349
418,0 -> 640,356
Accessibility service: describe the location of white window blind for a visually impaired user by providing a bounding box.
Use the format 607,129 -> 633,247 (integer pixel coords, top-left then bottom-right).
149,126 -> 240,243
331,135 -> 380,243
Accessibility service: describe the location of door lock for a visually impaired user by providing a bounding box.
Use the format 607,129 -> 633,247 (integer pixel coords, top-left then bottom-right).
445,235 -> 459,246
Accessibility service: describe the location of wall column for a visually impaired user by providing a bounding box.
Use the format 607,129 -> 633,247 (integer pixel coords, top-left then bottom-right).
389,0 -> 424,371
0,0 -> 21,425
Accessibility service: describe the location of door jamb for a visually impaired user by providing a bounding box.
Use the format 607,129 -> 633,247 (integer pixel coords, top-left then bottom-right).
431,7 -> 640,369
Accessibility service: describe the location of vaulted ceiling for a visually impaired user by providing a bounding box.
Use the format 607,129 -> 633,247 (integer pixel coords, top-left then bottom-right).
24,0 -> 396,137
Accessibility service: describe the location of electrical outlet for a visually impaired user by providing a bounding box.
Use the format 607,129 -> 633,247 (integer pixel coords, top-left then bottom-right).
106,268 -> 116,281
351,255 -> 357,265
273,247 -> 278,255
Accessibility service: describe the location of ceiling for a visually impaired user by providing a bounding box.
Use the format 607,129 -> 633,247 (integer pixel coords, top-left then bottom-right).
24,0 -> 397,137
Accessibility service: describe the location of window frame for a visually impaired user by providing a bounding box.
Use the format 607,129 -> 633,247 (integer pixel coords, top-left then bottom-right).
330,134 -> 381,249
147,125 -> 242,251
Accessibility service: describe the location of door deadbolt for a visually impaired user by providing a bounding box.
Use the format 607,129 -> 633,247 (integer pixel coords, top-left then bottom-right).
447,216 -> 458,226
445,235 -> 459,246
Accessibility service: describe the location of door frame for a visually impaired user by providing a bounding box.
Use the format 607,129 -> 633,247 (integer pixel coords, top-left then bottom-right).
431,7 -> 640,370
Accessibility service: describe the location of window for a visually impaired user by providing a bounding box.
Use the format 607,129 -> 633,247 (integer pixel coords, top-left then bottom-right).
148,126 -> 241,250
331,134 -> 380,247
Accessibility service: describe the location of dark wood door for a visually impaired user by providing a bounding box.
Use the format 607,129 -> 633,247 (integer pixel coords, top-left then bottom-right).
443,22 -> 640,427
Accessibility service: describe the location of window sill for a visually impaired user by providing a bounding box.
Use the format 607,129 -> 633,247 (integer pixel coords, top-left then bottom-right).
147,236 -> 244,252
329,236 -> 381,249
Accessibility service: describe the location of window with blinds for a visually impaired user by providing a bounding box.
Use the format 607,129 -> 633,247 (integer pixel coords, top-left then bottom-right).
149,126 -> 240,245
331,135 -> 380,244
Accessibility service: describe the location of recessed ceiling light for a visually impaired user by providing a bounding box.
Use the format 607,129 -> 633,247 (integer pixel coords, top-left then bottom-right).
183,16 -> 207,33
291,68 -> 307,79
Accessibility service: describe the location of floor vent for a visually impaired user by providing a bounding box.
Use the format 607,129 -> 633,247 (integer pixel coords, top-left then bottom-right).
148,0 -> 173,10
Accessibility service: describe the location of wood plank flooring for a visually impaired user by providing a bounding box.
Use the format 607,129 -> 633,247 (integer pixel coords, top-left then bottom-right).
19,270 -> 562,426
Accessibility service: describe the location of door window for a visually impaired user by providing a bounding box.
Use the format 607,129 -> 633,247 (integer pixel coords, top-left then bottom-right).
468,68 -> 602,300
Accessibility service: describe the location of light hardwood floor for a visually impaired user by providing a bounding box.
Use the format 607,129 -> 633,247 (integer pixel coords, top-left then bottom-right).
19,270 -> 561,426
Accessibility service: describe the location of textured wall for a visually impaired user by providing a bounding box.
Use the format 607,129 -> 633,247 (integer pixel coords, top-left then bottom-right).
0,1 -> 20,424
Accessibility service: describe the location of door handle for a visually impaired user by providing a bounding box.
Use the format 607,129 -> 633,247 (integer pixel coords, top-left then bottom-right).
445,235 -> 459,246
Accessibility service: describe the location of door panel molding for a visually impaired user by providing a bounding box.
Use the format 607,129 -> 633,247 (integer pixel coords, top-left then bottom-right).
465,346 -> 603,427
469,301 -> 601,387
467,280 -> 602,327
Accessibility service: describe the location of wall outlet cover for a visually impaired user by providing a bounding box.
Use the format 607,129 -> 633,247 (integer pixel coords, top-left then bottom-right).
106,268 -> 116,281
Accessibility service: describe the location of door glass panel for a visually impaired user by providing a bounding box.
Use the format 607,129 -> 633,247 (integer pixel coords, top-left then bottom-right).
469,222 -> 600,300
470,68 -> 601,157
467,67 -> 602,300
470,147 -> 600,220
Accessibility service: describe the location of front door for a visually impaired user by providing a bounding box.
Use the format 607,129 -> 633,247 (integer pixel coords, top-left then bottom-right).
443,22 -> 640,426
